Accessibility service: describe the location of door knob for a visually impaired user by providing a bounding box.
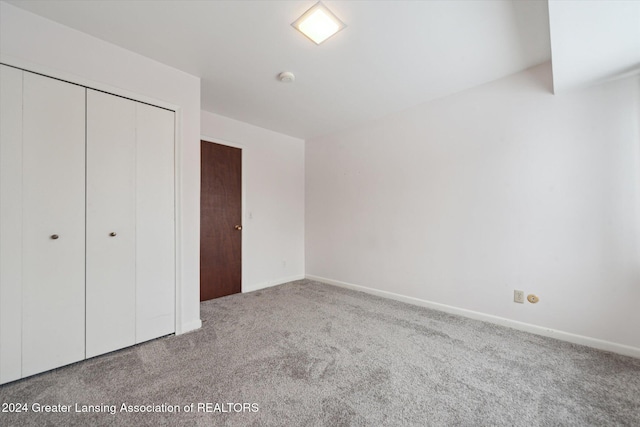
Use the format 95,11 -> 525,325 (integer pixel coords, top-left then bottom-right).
50,234 -> 59,240
234,225 -> 242,231
110,232 -> 117,237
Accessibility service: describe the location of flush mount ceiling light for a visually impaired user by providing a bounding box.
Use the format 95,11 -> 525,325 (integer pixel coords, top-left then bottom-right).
292,2 -> 346,45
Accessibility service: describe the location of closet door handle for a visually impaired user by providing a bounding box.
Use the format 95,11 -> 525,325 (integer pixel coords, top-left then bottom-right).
234,225 -> 242,231
50,234 -> 59,240
109,232 -> 117,237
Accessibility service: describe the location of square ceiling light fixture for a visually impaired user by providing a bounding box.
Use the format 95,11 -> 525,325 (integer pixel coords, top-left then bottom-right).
292,2 -> 346,45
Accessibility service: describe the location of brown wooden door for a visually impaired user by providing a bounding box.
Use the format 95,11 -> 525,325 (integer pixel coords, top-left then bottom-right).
200,140 -> 242,301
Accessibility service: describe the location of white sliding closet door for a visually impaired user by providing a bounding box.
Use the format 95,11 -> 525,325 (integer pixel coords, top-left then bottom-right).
86,90 -> 175,357
86,89 -> 136,358
1,65 -> 175,383
136,103 -> 175,343
21,72 -> 86,377
0,65 -> 24,383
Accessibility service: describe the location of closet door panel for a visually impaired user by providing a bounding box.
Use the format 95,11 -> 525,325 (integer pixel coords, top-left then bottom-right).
21,72 -> 86,377
135,103 -> 175,343
86,89 -> 136,358
0,65 -> 24,383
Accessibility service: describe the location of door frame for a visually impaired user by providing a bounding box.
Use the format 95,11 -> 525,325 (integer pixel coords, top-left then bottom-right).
200,135 -> 246,294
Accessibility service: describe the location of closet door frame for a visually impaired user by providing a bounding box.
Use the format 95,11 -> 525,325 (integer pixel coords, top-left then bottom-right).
0,58 -> 185,335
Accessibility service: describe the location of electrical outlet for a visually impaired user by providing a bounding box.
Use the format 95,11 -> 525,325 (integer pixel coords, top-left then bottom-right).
514,290 -> 525,304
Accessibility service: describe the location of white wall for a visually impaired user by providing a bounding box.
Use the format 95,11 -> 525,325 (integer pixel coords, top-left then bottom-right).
306,62 -> 640,352
0,2 -> 202,333
549,0 -> 640,93
201,111 -> 305,291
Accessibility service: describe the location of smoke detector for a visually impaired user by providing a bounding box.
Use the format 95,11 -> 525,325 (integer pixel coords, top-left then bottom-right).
278,72 -> 295,83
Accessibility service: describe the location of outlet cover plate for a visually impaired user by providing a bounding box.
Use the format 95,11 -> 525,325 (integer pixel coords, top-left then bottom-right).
514,290 -> 525,304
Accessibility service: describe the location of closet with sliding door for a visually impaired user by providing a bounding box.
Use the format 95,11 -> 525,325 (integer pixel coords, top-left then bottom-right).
0,64 -> 176,384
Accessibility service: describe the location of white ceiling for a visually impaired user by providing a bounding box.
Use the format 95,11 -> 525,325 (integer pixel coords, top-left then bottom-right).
6,0 -> 551,139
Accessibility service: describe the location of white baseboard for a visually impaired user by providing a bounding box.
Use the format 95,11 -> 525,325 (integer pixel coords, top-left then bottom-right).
243,274 -> 305,293
306,274 -> 640,359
